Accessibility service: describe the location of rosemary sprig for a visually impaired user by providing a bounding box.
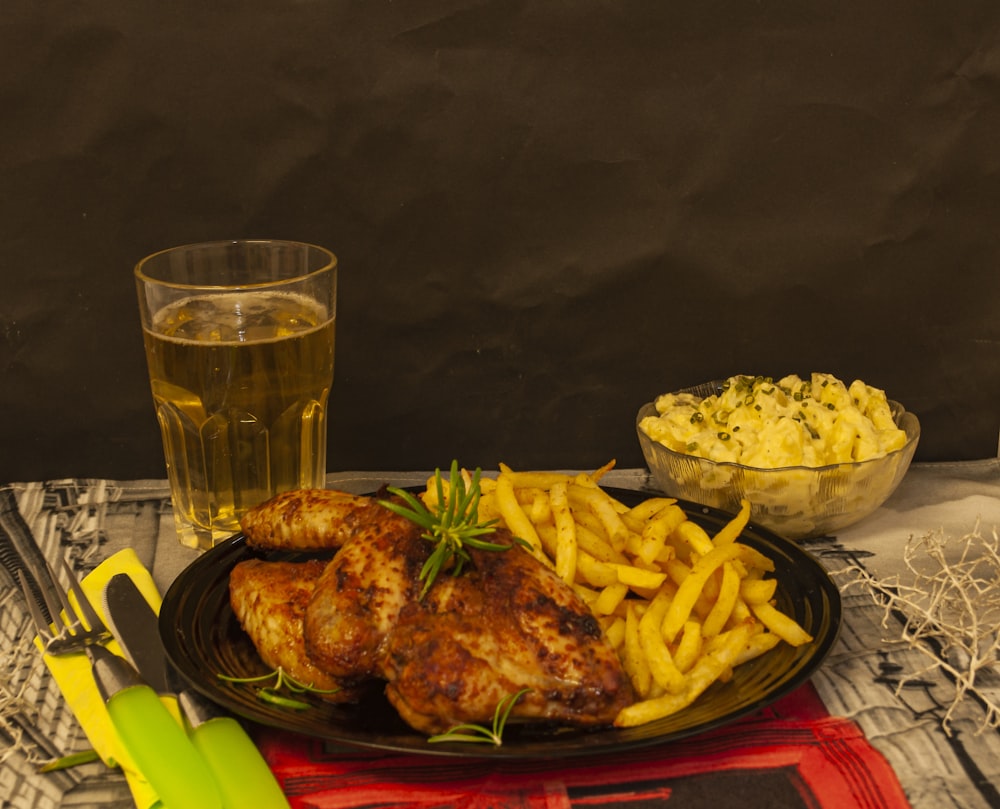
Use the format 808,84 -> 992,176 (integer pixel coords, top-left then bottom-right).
380,461 -> 528,597
218,667 -> 341,710
427,688 -> 531,746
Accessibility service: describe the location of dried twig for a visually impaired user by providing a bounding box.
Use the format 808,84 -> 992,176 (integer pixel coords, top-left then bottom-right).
840,521 -> 1000,736
0,631 -> 46,766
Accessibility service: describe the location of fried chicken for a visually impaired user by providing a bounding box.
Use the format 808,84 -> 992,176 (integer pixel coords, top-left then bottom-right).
239,488 -> 377,551
303,502 -> 425,679
379,533 -> 634,734
231,489 -> 633,733
228,558 -> 360,702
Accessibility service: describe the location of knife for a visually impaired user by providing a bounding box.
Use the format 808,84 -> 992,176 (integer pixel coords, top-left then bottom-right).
104,573 -> 290,809
87,643 -> 223,809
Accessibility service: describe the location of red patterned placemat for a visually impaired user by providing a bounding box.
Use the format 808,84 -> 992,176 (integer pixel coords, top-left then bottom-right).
254,683 -> 910,809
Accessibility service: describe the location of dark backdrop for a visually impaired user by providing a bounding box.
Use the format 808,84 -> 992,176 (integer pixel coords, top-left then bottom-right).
2,0 -> 999,481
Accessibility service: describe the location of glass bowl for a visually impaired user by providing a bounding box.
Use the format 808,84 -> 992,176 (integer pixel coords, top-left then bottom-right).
636,381 -> 920,540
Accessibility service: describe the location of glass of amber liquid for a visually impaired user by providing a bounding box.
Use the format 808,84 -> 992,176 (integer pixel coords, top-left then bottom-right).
135,240 -> 337,549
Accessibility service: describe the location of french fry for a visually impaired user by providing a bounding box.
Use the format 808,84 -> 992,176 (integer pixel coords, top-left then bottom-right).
730,543 -> 775,573
612,563 -> 667,591
589,459 -> 617,482
476,490 -> 502,523
602,615 -> 627,650
574,549 -> 620,588
494,473 -> 545,560
750,601 -> 814,646
728,596 -> 753,626
699,562 -> 721,601
496,464 -> 572,489
534,521 -> 558,560
550,481 -> 577,584
700,561 -> 740,637
712,498 -> 751,547
731,631 -> 782,666
638,588 -> 685,693
672,520 -> 715,557
672,620 -> 703,673
622,602 -> 652,697
626,496 -> 679,524
593,582 -> 630,616
740,578 -> 778,605
528,490 -> 551,524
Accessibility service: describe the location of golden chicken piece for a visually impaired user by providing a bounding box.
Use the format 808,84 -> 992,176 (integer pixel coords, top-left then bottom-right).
239,488 -> 377,551
228,558 -> 361,702
302,495 -> 425,678
379,535 -> 635,734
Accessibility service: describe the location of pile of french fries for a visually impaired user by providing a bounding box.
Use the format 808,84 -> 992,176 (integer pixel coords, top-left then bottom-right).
421,460 -> 813,728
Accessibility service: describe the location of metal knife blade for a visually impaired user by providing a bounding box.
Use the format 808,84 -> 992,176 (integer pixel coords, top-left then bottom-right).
104,573 -> 289,809
104,575 -> 175,694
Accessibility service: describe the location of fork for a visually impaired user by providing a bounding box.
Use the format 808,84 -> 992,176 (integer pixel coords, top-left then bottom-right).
18,558 -> 226,809
17,558 -> 111,654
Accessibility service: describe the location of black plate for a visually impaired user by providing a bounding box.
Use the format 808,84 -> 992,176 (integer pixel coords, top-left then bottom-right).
159,489 -> 841,758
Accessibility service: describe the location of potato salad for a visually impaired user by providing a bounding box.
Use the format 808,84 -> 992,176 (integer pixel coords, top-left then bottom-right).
639,373 -> 909,468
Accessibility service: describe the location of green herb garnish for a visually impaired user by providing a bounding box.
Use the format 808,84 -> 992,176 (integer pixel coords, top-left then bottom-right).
427,688 -> 530,746
380,460 -> 529,598
218,667 -> 341,710
38,750 -> 101,773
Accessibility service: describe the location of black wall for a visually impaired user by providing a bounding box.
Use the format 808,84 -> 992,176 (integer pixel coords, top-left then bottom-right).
2,1 -> 998,481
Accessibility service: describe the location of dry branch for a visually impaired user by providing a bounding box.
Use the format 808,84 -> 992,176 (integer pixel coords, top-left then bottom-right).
840,521 -> 1000,735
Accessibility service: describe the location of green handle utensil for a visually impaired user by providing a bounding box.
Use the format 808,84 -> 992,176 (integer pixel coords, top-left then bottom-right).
181,691 -> 290,809
103,572 -> 290,809
89,645 -> 223,809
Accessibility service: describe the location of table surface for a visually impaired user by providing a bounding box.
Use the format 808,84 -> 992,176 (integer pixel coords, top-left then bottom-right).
3,460 -> 1000,809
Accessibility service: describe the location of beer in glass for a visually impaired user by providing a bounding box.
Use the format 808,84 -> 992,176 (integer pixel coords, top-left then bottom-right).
135,240 -> 337,549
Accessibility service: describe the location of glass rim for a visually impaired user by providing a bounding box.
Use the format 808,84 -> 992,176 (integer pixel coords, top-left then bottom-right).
134,239 -> 337,290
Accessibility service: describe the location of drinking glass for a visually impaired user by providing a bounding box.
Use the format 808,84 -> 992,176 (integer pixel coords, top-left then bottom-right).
135,240 -> 337,549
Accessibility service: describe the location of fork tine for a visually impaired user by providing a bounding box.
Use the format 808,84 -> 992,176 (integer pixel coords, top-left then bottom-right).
17,569 -> 54,642
20,558 -> 111,655
58,557 -> 108,633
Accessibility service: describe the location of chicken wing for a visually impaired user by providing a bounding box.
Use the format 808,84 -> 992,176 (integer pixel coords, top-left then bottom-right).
303,501 -> 425,679
229,558 -> 360,701
239,488 -> 377,551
